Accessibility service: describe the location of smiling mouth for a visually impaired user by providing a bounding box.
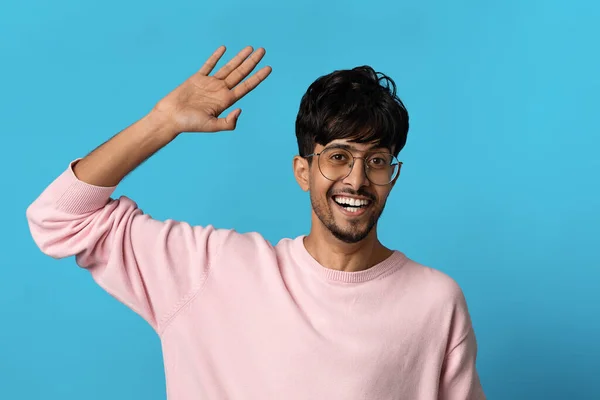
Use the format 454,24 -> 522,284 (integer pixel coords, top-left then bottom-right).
332,195 -> 373,214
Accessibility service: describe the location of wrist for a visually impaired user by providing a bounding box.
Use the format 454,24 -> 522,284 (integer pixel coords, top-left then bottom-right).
145,109 -> 181,142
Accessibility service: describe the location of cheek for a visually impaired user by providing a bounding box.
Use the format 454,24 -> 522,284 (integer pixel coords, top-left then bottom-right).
375,188 -> 393,204
309,174 -> 334,202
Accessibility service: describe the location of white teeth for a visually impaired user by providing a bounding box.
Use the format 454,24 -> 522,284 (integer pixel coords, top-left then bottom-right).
334,196 -> 370,207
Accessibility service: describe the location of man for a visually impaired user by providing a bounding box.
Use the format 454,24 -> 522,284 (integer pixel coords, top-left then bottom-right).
26,46 -> 485,399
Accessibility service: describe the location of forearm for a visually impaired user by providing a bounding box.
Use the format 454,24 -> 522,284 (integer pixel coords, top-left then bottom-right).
73,111 -> 178,187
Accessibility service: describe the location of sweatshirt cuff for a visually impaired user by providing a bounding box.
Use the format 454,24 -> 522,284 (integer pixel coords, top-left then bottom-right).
49,159 -> 118,215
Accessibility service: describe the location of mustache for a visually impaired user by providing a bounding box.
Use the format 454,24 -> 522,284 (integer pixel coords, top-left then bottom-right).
328,188 -> 377,202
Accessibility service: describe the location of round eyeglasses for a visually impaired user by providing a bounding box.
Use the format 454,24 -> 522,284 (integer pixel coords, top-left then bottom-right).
304,147 -> 402,185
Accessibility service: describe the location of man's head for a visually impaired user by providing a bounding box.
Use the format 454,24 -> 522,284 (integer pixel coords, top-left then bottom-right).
293,66 -> 410,244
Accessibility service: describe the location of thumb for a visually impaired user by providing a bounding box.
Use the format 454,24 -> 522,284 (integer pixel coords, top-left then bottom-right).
211,108 -> 242,132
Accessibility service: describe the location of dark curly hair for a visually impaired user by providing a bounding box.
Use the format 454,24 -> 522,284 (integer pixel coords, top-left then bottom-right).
295,66 -> 409,158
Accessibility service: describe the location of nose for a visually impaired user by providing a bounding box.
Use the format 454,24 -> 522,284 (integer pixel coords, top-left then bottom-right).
342,158 -> 370,189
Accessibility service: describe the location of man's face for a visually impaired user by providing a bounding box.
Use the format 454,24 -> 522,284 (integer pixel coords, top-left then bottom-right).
299,140 -> 399,244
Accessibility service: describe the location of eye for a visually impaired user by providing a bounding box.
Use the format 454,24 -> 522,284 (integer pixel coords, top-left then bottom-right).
368,157 -> 388,167
329,152 -> 348,162
367,154 -> 392,169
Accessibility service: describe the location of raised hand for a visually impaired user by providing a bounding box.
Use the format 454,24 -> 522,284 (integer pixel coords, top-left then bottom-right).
153,46 -> 272,134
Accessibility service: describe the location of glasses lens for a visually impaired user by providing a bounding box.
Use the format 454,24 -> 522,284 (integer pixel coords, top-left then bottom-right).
318,147 -> 354,181
318,147 -> 400,185
365,152 -> 400,185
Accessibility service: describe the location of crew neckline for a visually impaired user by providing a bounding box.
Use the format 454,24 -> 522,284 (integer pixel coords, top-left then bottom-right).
292,235 -> 407,284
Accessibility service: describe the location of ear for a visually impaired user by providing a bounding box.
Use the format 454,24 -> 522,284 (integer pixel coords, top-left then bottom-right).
293,155 -> 310,192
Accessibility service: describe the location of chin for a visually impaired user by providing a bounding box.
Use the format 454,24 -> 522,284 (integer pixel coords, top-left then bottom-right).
329,218 -> 375,243
330,228 -> 372,244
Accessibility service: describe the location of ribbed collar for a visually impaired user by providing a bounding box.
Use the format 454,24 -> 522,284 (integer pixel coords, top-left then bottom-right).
292,235 -> 407,284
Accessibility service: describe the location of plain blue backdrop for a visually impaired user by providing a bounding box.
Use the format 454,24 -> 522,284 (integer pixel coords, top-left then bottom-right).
1,0 -> 599,398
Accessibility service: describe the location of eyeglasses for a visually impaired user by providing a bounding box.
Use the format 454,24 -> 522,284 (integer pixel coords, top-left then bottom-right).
304,146 -> 402,185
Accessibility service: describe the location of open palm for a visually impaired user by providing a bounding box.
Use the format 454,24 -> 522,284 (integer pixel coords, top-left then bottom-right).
153,46 -> 272,133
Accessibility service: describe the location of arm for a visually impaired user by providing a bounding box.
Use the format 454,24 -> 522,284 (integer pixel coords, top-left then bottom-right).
439,328 -> 486,400
25,46 -> 271,333
437,281 -> 486,400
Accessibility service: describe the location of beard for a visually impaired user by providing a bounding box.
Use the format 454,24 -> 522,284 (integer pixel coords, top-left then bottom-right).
310,185 -> 387,244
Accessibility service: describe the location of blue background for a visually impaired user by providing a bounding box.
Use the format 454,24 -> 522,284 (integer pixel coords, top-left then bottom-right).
1,0 -> 599,398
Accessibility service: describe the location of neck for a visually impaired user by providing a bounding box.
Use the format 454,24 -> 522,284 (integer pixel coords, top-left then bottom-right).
303,223 -> 393,273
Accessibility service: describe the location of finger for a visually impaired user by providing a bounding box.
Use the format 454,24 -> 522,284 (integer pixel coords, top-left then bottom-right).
206,108 -> 242,132
197,46 -> 227,76
224,47 -> 267,89
213,46 -> 254,80
231,65 -> 272,100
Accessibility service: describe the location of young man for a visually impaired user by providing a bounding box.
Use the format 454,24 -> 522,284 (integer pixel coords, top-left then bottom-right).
26,46 -> 485,399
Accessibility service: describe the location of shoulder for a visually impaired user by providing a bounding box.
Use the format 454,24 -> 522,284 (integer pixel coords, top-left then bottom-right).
399,257 -> 467,306
393,256 -> 474,335
409,258 -> 475,341
210,228 -> 275,259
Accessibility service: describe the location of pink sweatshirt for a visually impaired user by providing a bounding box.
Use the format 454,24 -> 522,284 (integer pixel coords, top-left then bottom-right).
26,161 -> 485,400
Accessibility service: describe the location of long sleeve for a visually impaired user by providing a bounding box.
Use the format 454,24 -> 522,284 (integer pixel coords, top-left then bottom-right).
25,160 -> 230,333
439,327 -> 485,400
